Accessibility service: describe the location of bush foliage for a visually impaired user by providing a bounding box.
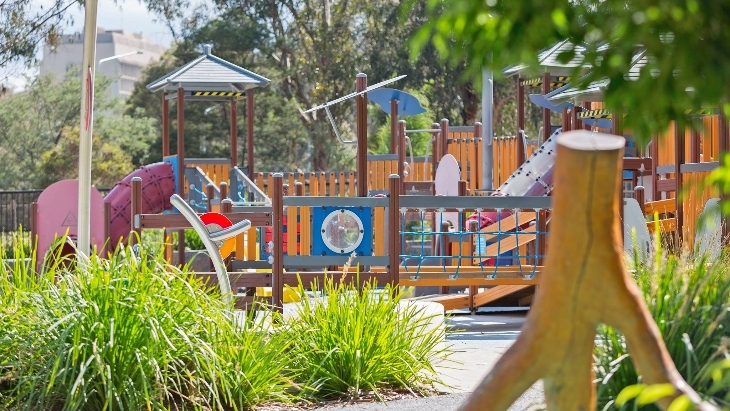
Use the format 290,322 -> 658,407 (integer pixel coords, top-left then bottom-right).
595,246 -> 730,410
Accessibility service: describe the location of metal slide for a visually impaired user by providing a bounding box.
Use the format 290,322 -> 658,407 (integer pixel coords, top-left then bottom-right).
467,129 -> 560,229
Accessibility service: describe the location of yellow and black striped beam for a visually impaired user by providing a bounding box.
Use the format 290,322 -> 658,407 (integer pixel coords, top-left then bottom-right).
578,108 -> 613,119
191,91 -> 244,97
521,76 -> 570,88
684,108 -> 719,116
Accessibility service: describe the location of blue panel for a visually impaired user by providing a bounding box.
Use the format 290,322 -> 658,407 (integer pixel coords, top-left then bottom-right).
312,207 -> 372,256
163,155 -> 179,195
528,93 -> 574,112
367,88 -> 427,117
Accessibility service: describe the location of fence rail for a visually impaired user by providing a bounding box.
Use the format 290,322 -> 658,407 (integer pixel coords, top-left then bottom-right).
0,190 -> 43,233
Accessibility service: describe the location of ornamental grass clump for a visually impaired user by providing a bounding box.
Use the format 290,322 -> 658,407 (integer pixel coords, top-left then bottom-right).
282,275 -> 448,400
0,240 -> 294,411
595,242 -> 730,410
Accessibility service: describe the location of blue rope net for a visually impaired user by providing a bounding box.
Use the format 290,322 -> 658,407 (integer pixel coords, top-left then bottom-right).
398,207 -> 547,280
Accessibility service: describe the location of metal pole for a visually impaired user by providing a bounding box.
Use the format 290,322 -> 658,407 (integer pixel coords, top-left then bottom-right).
482,68 -> 493,191
77,0 -> 99,259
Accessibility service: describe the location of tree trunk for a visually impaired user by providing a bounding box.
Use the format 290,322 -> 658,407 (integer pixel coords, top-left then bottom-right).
460,131 -> 715,411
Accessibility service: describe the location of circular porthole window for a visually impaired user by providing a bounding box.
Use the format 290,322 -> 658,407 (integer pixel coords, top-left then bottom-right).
320,209 -> 365,254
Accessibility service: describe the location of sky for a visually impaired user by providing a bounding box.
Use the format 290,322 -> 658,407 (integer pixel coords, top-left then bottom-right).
3,0 -> 175,91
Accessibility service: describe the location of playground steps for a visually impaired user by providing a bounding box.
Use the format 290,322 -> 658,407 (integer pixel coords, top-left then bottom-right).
478,213 -> 537,242
472,285 -> 533,307
414,285 -> 535,312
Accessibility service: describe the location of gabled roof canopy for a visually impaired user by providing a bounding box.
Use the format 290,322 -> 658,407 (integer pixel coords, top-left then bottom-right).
147,45 -> 271,94
548,50 -> 649,103
503,40 -> 588,77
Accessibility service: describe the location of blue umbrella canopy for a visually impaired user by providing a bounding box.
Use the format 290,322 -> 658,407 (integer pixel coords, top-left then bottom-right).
367,88 -> 427,116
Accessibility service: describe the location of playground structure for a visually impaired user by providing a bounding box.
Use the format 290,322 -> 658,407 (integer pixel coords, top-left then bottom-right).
27,42 -> 729,313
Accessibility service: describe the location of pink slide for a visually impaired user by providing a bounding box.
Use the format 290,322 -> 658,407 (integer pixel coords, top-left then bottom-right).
105,162 -> 176,248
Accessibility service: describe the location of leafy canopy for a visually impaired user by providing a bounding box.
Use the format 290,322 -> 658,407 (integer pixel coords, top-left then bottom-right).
412,0 -> 730,143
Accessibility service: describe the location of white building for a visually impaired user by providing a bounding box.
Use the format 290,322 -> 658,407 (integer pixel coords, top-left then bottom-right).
40,27 -> 167,99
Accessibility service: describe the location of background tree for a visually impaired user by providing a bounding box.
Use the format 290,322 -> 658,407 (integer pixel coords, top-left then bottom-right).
36,126 -> 135,188
128,0 -> 528,173
0,70 -> 157,189
412,0 -> 730,144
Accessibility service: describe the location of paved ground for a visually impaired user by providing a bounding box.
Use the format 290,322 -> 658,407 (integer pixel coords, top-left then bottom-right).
318,308 -> 545,411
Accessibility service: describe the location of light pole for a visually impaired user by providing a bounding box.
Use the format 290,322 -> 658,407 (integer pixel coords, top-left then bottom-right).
77,0 -> 99,261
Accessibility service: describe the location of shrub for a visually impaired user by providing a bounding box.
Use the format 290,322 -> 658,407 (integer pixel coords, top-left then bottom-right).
0,244 -> 294,411
595,245 -> 730,410
281,275 -> 448,400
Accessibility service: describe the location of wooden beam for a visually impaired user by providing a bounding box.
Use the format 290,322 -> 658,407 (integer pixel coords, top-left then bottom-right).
136,212 -> 272,229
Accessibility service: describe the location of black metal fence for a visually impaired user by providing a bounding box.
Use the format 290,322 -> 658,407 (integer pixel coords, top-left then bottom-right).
0,188 -> 111,234
0,190 -> 43,233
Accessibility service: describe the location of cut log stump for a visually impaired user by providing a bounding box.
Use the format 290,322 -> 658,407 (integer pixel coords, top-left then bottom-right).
460,131 -> 716,411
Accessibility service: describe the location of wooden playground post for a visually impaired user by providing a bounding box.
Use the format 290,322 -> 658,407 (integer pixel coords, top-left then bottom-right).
391,99 -> 399,154
583,102 -> 592,131
572,105 -> 583,131
398,120 -> 406,186
542,72 -> 551,142
220,182 -> 228,202
388,174 -> 401,286
719,113 -> 729,242
357,73 -> 368,197
689,128 -> 701,163
271,174 -> 284,312
635,186 -> 645,215
247,89 -> 255,179
461,131 -> 712,411
176,86 -> 186,266
674,121 -> 685,243
440,118 -> 449,161
431,123 -> 440,180
230,98 -> 238,168
162,93 -> 170,158
130,177 -> 142,246
561,107 -> 570,132
206,183 -> 215,211
650,135 -> 660,201
516,77 -> 525,165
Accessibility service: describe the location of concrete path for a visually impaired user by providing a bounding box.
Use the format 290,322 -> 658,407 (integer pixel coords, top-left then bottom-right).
318,309 -> 546,410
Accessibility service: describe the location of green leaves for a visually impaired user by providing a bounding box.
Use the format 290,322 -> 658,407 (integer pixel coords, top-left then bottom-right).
410,0 -> 730,145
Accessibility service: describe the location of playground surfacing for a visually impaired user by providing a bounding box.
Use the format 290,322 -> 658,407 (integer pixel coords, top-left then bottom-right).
256,310 -> 545,411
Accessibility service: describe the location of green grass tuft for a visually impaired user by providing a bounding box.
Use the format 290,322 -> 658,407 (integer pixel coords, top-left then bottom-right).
595,244 -> 730,410
281,275 -> 448,400
0,242 -> 294,411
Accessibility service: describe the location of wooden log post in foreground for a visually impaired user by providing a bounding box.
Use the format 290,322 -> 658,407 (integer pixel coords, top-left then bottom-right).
461,131 -> 714,411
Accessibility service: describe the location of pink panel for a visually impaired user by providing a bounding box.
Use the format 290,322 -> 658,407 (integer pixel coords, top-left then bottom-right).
36,180 -> 105,259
